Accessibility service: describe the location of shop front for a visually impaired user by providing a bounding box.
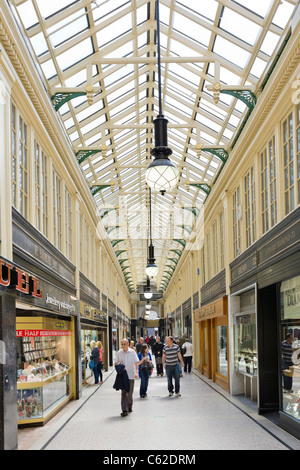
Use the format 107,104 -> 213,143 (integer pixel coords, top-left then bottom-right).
10,209 -> 79,428
79,273 -> 107,384
195,296 -> 229,391
80,304 -> 107,384
16,316 -> 75,425
230,206 -> 300,439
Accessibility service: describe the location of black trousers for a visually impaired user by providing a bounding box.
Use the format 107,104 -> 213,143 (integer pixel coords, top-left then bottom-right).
184,356 -> 192,373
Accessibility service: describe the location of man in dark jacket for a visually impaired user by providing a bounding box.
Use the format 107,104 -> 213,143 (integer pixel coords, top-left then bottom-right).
152,336 -> 164,376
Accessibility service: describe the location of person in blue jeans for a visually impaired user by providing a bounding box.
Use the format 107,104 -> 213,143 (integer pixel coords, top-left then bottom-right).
90,340 -> 100,384
138,344 -> 152,397
162,336 -> 184,397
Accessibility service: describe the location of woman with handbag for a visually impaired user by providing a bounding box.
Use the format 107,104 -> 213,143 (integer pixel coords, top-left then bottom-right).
138,344 -> 153,398
96,341 -> 104,384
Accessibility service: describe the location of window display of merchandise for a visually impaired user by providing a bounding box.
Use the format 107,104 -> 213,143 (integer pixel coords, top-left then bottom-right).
233,313 -> 257,376
281,275 -> 300,422
16,319 -> 74,424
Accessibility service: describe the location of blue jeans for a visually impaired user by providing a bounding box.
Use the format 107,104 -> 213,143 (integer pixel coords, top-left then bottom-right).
140,368 -> 150,396
93,365 -> 99,384
166,364 -> 180,394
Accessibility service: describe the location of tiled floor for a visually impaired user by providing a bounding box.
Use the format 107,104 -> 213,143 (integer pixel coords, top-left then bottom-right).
18,367 -> 300,451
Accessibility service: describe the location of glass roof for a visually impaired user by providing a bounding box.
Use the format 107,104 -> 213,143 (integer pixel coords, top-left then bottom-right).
10,0 -> 298,293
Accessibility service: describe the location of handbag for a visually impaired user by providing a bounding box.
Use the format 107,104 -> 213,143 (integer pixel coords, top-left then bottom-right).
89,359 -> 95,370
141,360 -> 153,371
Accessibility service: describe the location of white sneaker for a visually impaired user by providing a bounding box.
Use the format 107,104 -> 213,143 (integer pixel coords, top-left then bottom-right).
169,392 -> 173,397
176,393 -> 181,397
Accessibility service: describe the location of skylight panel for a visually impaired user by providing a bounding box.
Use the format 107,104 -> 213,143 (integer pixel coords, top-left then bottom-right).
233,0 -> 272,17
40,59 -> 57,79
260,31 -> 280,56
213,36 -> 250,69
35,0 -> 79,19
272,1 -> 295,29
16,0 -> 39,29
30,32 -> 48,57
56,38 -> 94,71
173,13 -> 212,48
96,13 -> 132,48
47,11 -> 89,47
219,8 -> 261,45
178,0 -> 218,22
250,57 -> 267,78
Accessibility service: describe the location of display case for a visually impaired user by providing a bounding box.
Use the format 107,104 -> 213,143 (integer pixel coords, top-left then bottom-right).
233,312 -> 257,376
16,316 -> 74,425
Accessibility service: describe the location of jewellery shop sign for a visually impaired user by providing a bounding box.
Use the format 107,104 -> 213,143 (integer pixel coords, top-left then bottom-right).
0,257 -> 77,315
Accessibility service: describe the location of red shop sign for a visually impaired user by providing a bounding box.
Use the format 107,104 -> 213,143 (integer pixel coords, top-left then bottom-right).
16,330 -> 71,337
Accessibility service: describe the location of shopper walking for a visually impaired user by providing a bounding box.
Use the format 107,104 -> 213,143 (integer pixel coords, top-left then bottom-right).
114,339 -> 139,417
162,336 -> 184,397
182,339 -> 194,373
138,344 -> 153,398
136,336 -> 144,354
90,340 -> 100,384
152,336 -> 164,376
96,341 -> 104,384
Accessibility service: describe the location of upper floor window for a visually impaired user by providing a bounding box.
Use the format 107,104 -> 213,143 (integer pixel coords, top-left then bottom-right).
35,141 -> 48,237
244,166 -> 256,247
232,186 -> 241,258
11,103 -> 28,218
283,112 -> 295,214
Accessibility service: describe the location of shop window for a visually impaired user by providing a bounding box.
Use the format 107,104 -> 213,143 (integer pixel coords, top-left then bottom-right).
81,329 -> 98,383
233,290 -> 257,377
280,275 -> 300,421
216,325 -> 228,377
16,318 -> 74,424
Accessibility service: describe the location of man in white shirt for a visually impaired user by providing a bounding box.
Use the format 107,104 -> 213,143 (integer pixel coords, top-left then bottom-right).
182,339 -> 194,373
114,338 -> 139,416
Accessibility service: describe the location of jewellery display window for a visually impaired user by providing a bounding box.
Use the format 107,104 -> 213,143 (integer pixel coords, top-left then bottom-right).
233,312 -> 257,376
280,275 -> 300,422
16,317 -> 74,424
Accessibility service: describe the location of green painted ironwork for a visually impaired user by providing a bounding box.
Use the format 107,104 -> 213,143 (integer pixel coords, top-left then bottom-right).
182,206 -> 200,217
177,225 -> 193,234
106,226 -> 120,235
170,249 -> 182,256
118,258 -> 128,265
173,239 -> 186,247
76,149 -> 101,165
190,183 -> 211,195
111,240 -> 124,247
51,92 -> 86,111
165,265 -> 175,272
167,258 -> 178,264
220,89 -> 257,111
202,148 -> 229,164
91,185 -> 111,196
115,250 -> 126,257
100,207 -> 117,219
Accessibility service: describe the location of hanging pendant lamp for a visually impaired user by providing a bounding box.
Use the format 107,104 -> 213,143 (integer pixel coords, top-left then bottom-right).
145,188 -> 158,278
145,0 -> 179,195
144,276 -> 153,300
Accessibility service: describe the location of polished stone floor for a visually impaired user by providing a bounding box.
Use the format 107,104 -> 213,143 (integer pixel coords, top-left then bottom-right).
18,365 -> 300,451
